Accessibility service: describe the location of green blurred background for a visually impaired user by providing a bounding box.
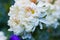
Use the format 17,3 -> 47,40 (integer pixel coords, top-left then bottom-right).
0,0 -> 60,40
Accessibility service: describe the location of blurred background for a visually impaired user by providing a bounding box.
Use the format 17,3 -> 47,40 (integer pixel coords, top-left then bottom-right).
0,0 -> 14,40
0,0 -> 60,40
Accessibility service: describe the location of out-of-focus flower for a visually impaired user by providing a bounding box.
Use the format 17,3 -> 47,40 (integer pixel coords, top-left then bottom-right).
0,31 -> 7,40
54,0 -> 60,6
37,0 -> 60,28
10,35 -> 21,40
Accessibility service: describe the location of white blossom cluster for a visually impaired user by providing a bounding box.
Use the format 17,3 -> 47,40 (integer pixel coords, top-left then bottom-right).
37,0 -> 60,28
8,0 -> 40,35
8,0 -> 60,36
0,31 -> 7,40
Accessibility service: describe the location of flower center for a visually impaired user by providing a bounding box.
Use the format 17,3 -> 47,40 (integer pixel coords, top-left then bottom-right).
25,7 -> 35,14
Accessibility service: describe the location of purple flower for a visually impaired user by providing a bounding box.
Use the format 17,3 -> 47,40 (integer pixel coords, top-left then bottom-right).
10,35 -> 21,40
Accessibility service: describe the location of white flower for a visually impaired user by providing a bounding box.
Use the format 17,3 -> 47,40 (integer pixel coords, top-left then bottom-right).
8,0 -> 60,35
8,0 -> 40,35
0,31 -> 7,40
37,1 -> 60,28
